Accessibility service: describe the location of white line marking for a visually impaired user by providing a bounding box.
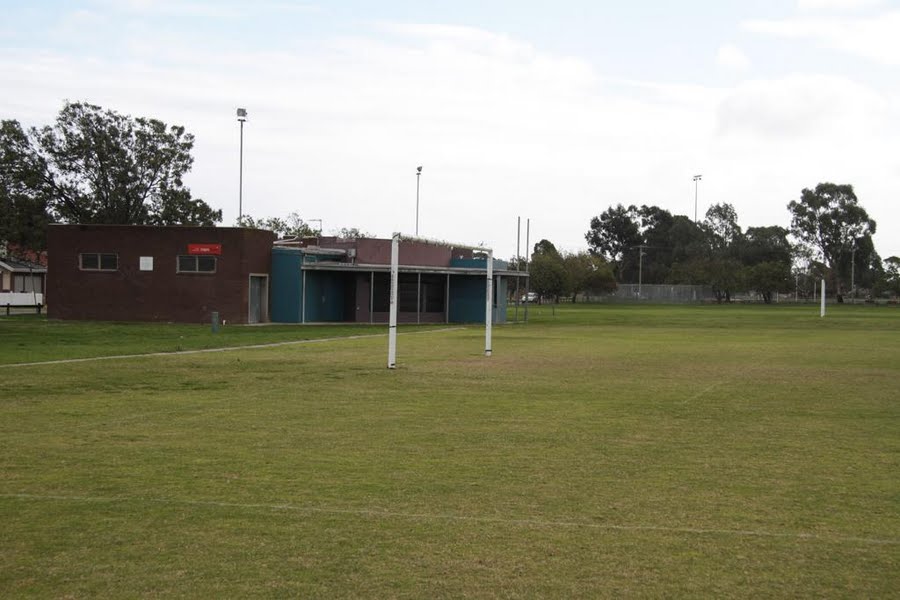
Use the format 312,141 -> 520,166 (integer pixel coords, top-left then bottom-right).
2,493 -> 896,546
0,327 -> 466,369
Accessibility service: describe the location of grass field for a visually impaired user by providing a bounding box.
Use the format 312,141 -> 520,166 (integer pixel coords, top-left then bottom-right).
1,305 -> 898,597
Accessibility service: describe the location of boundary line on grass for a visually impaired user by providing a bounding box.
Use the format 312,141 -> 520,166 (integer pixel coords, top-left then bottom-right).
3,493 -> 897,546
0,327 -> 466,369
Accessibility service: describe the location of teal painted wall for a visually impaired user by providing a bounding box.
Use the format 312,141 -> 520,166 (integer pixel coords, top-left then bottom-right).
449,257 -> 509,270
448,275 -> 507,324
303,271 -> 348,322
271,247 -> 302,322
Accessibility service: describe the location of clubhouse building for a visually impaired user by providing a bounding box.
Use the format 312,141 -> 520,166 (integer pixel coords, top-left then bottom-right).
46,225 -> 525,325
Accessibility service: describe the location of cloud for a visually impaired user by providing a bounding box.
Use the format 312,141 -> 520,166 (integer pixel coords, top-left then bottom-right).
716,74 -> 887,139
797,0 -> 885,11
744,10 -> 900,65
716,44 -> 751,70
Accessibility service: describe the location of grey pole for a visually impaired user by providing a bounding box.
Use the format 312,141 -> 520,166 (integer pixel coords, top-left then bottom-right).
237,108 -> 248,225
851,243 -> 856,300
415,166 -> 422,236
693,174 -> 702,223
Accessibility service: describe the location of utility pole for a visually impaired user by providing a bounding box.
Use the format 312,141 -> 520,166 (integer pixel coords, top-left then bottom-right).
632,244 -> 650,299
693,174 -> 703,223
415,166 -> 422,236
237,108 -> 247,225
851,242 -> 857,301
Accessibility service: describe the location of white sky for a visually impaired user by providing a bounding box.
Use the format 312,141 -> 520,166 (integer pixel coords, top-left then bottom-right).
1,0 -> 898,260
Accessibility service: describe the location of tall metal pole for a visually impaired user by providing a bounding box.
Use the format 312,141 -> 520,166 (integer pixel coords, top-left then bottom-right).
415,166 -> 422,236
485,250 -> 493,357
388,233 -> 400,369
693,174 -> 702,223
237,108 -> 248,225
851,243 -> 856,300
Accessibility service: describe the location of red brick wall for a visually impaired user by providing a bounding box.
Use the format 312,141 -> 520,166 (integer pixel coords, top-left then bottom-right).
47,225 -> 275,323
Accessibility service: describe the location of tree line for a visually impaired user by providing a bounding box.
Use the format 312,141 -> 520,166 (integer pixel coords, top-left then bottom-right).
576,182 -> 895,301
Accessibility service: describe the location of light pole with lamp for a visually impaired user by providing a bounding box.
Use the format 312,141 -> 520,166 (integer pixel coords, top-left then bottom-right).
415,166 -> 422,236
693,174 -> 702,223
237,108 -> 248,225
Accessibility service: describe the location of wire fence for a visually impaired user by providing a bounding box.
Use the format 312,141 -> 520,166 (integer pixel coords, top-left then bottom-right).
602,284 -> 716,303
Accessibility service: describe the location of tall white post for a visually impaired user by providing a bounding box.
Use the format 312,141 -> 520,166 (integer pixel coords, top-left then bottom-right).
485,249 -> 493,356
388,233 -> 400,368
820,278 -> 826,318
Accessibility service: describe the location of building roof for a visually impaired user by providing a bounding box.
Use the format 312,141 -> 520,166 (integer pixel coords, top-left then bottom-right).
0,258 -> 47,274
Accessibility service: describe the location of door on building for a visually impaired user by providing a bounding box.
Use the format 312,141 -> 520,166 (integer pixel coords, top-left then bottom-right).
248,275 -> 268,324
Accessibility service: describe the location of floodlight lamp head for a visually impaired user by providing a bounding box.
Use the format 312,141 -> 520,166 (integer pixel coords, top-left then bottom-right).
237,108 -> 248,120
417,166 -> 423,173
693,174 -> 702,181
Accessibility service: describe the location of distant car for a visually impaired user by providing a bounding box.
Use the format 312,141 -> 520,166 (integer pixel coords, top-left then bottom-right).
520,292 -> 539,303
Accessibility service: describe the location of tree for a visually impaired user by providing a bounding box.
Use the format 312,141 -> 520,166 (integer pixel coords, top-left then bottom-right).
241,212 -> 317,238
585,204 -> 641,278
876,256 -> 900,298
0,121 -> 51,251
563,251 -> 616,302
533,238 -> 562,260
2,101 -> 221,229
746,261 -> 791,304
787,183 -> 876,293
529,252 -> 567,302
335,227 -> 371,239
703,203 -> 741,251
741,226 -> 793,267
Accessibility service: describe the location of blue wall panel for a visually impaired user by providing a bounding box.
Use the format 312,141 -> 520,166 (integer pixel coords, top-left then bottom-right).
271,248 -> 302,323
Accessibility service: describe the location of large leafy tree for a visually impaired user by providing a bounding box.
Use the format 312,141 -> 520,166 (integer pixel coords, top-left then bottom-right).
585,204 -> 641,278
529,239 -> 567,301
0,121 -> 50,252
1,101 -> 220,232
562,251 -> 616,302
787,183 -> 876,292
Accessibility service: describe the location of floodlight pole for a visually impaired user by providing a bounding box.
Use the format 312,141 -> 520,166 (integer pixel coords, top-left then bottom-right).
388,233 -> 400,369
850,243 -> 856,300
485,249 -> 493,357
693,174 -> 702,223
415,166 -> 422,236
237,108 -> 248,225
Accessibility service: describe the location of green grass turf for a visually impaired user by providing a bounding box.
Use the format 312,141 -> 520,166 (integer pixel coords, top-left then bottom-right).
1,304 -> 898,597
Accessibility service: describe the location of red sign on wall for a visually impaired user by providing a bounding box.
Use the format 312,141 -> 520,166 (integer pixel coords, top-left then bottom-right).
188,244 -> 222,255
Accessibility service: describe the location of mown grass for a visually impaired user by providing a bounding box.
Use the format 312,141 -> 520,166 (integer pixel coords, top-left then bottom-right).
0,316 -> 427,364
1,304 -> 898,597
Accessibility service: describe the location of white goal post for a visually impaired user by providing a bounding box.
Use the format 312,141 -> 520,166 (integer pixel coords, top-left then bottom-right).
388,232 -> 493,369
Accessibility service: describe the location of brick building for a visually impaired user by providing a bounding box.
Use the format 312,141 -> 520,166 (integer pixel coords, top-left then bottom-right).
46,225 -> 275,324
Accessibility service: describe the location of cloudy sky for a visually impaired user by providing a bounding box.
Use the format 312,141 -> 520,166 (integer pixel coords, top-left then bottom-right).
2,0 -> 898,260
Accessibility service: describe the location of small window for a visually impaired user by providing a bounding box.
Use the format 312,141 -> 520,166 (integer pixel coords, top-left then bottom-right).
177,255 -> 217,273
80,253 -> 118,271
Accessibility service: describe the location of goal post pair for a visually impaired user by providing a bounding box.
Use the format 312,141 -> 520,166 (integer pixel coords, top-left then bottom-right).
388,233 -> 493,369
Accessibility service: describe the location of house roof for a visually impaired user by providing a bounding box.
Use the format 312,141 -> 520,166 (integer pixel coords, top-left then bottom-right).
0,258 -> 47,274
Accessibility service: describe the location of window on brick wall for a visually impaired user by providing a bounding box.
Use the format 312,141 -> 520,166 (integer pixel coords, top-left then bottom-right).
80,253 -> 118,271
177,255 -> 217,273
